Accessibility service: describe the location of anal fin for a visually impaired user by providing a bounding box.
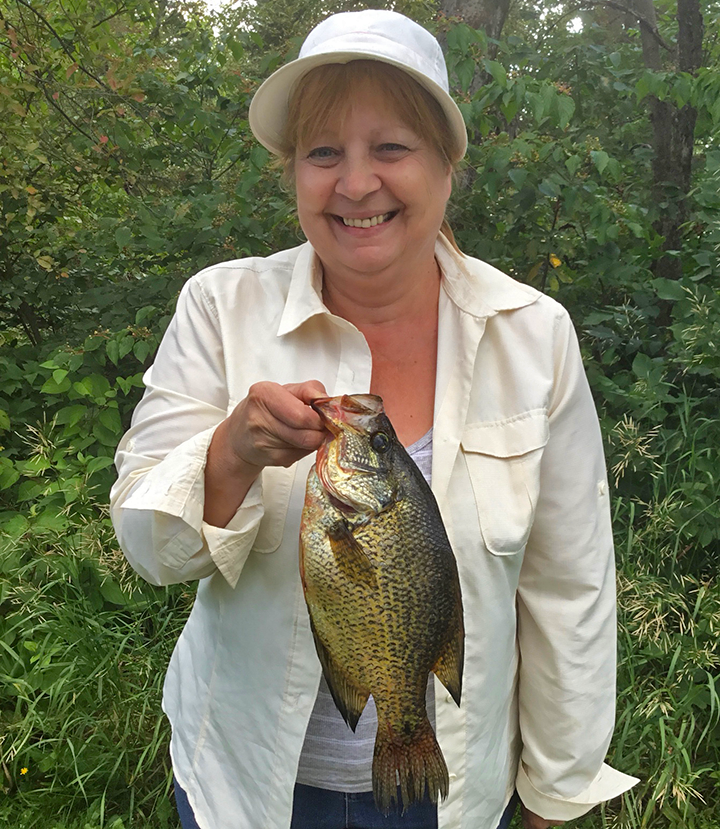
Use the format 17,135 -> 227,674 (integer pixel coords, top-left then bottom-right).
431,618 -> 464,706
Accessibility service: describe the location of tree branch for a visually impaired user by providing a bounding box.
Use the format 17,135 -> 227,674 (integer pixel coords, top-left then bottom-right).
93,5 -> 130,29
13,0 -> 117,95
577,0 -> 673,53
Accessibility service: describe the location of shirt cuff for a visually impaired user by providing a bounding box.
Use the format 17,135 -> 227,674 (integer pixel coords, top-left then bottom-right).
202,476 -> 264,588
516,761 -> 639,820
117,426 -> 266,587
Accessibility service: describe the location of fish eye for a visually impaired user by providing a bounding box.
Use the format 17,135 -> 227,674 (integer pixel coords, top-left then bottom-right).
371,432 -> 391,453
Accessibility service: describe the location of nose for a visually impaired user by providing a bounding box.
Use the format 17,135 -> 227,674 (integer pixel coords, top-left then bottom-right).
335,152 -> 381,201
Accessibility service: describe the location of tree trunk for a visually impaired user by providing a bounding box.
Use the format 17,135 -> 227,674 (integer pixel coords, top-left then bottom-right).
439,0 -> 511,41
631,0 -> 703,280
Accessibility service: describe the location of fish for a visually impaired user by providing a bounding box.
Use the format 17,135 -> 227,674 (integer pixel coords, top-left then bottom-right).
299,393 -> 464,813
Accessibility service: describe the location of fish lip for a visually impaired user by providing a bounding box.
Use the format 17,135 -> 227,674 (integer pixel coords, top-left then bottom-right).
311,397 -> 341,436
310,397 -> 332,417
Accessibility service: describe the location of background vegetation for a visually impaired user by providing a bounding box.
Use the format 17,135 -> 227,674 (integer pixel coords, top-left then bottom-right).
0,0 -> 718,827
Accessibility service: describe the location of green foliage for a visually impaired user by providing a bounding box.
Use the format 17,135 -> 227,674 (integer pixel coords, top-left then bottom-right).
0,493 -> 191,827
0,1 -> 719,827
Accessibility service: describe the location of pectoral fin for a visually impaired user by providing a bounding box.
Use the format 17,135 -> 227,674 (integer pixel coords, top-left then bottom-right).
327,519 -> 377,587
308,615 -> 370,731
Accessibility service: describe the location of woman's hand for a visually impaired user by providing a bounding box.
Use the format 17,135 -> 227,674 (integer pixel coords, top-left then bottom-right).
225,381 -> 328,471
521,803 -> 564,828
204,380 -> 328,527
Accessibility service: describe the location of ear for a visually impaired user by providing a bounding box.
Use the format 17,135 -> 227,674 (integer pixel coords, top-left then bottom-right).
441,165 -> 453,204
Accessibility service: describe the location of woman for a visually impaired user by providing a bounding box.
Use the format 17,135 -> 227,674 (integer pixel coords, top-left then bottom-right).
110,10 -> 637,829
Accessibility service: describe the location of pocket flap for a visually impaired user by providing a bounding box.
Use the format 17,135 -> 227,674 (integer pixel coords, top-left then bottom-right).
462,410 -> 549,458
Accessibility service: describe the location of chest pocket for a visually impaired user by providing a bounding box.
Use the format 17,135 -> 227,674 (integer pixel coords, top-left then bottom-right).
461,410 -> 549,556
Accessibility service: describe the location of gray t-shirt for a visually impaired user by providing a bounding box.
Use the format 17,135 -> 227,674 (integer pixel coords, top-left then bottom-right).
295,429 -> 435,792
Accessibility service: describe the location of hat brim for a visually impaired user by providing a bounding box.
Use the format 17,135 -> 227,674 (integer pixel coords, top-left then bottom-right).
248,51 -> 468,159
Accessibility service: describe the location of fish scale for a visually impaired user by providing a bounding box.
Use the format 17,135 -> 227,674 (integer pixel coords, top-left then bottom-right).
299,394 -> 464,813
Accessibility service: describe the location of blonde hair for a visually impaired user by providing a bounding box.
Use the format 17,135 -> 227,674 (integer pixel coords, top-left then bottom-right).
278,60 -> 464,252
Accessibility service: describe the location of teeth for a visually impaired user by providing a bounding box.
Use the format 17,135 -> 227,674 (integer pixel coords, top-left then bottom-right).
342,212 -> 392,228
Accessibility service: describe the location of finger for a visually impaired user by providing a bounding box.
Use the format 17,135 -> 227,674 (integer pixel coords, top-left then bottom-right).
284,379 -> 327,404
264,382 -> 326,431
246,386 -> 326,449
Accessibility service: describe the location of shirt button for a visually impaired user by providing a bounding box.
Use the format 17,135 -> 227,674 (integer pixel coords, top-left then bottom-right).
126,439 -> 135,452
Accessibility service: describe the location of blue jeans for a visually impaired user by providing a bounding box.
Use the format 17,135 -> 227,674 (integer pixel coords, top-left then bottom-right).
174,779 -> 518,829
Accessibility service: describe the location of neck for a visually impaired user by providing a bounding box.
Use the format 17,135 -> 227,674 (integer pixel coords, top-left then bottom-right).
322,256 -> 441,328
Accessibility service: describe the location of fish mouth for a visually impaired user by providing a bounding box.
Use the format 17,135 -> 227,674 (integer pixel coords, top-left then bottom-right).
311,394 -> 384,434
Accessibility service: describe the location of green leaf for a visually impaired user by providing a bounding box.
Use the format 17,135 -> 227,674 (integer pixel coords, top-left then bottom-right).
484,60 -> 507,88
34,509 -> 69,532
447,22 -> 481,55
556,95 -> 575,129
0,511 -> 29,537
635,75 -> 650,102
538,179 -> 561,198
41,376 -> 71,394
92,421 -> 120,447
0,409 -> 9,432
99,408 -> 122,434
0,458 -> 20,490
227,38 -> 244,61
118,336 -> 135,359
87,455 -> 114,475
508,168 -> 528,189
106,339 -> 120,365
133,340 -> 152,363
55,404 -> 86,427
651,278 -> 687,301
72,374 -> 111,400
250,145 -> 268,170
565,155 -> 582,176
500,96 -> 519,123
115,227 -> 132,249
135,305 -> 157,324
17,479 -> 45,502
456,57 -> 476,93
590,150 -> 610,175
99,577 -> 128,606
632,352 -> 655,379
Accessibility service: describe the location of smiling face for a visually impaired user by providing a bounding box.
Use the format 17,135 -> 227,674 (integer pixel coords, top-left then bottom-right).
291,72 -> 453,286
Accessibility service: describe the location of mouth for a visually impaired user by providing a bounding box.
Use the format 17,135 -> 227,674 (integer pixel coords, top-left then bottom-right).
335,211 -> 397,229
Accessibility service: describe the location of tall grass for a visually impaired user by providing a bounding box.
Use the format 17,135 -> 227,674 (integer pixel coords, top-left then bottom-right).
0,505 -> 192,828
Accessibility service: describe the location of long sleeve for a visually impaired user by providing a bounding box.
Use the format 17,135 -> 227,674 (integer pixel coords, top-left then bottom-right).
110,276 -> 265,587
515,310 -> 638,819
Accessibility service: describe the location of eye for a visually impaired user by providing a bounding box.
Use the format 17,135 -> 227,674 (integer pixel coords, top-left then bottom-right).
307,146 -> 339,163
371,432 -> 391,453
377,142 -> 409,155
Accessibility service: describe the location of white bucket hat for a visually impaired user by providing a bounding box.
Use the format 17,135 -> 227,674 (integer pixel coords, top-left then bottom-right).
248,9 -> 467,158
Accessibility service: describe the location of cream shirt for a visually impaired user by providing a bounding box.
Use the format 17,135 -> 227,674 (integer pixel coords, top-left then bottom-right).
110,235 -> 638,829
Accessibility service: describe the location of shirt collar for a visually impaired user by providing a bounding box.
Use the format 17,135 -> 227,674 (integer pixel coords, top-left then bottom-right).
276,242 -> 327,337
276,235 -> 540,337
434,233 -> 540,318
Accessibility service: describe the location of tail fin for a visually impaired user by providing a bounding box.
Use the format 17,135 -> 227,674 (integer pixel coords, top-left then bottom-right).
372,716 -> 449,814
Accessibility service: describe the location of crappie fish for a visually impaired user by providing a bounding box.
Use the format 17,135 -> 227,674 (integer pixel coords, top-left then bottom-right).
299,394 -> 464,813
